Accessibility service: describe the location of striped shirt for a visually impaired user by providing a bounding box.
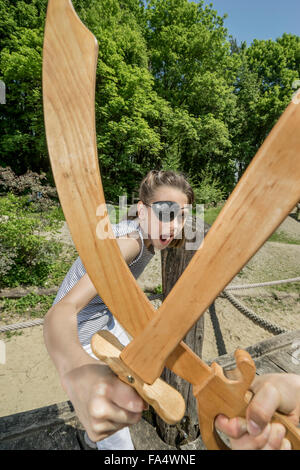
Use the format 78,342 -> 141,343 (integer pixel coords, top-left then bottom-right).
53,218 -> 155,346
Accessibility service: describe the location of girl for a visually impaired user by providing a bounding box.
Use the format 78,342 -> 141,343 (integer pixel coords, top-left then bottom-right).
44,170 -> 192,450
43,170 -> 300,451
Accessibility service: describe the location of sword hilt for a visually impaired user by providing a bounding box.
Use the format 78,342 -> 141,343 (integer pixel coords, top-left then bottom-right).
91,330 -> 186,425
193,349 -> 300,450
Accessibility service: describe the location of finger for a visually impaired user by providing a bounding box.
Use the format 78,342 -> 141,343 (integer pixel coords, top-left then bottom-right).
111,378 -> 146,413
261,423 -> 286,450
246,382 -> 281,435
87,425 -> 124,443
215,414 -> 248,439
94,376 -> 145,413
89,395 -> 142,426
91,419 -> 125,435
251,374 -> 300,416
280,438 -> 292,450
230,423 -> 271,450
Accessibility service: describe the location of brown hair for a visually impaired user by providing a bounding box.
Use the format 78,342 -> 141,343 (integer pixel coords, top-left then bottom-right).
127,170 -> 194,248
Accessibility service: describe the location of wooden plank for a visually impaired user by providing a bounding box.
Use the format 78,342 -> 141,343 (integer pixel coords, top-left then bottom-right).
267,350 -> 300,375
210,330 -> 300,371
0,401 -> 77,441
0,401 -> 83,450
288,350 -> 300,367
254,355 -> 286,375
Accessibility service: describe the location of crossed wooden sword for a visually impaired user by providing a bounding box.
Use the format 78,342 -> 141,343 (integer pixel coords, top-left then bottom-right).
42,0 -> 300,450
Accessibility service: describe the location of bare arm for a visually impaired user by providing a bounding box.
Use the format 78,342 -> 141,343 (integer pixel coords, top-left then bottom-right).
43,273 -> 99,378
43,234 -> 144,442
43,234 -> 141,374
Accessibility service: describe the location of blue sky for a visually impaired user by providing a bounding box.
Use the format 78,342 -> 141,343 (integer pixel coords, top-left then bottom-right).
202,0 -> 300,45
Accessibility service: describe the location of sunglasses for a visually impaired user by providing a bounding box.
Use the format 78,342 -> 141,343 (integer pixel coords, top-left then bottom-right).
143,200 -> 187,223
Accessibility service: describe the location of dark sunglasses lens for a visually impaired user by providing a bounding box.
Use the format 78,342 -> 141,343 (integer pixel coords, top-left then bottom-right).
152,201 -> 180,222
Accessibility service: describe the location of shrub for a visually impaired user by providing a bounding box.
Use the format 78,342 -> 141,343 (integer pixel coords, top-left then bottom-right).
0,165 -> 58,212
191,170 -> 225,206
0,193 -> 63,287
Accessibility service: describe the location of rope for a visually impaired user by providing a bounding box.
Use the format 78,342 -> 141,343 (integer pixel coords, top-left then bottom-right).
209,303 -> 227,356
0,280 -> 297,335
0,318 -> 44,333
0,294 -> 163,334
226,277 -> 300,291
222,291 -> 287,335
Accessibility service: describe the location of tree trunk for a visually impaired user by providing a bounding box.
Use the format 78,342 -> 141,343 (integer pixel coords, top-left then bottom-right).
156,216 -> 210,447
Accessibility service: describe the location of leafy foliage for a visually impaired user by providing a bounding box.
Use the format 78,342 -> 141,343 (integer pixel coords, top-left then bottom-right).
190,169 -> 225,206
231,34 -> 300,174
0,193 -> 63,287
0,0 -> 299,202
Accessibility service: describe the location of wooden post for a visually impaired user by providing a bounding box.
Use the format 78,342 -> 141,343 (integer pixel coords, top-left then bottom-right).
156,216 -> 210,447
296,202 -> 300,221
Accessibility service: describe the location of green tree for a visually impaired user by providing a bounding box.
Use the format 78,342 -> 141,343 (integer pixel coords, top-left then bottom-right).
72,0 -> 175,200
0,0 -> 48,174
232,34 -> 300,175
144,0 -> 238,192
1,0 -> 299,203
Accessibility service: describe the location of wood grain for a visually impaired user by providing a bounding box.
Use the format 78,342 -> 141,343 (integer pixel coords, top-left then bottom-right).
120,95 -> 300,383
194,349 -> 300,450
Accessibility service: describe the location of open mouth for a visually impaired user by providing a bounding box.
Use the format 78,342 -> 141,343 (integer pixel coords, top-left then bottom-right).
159,234 -> 174,245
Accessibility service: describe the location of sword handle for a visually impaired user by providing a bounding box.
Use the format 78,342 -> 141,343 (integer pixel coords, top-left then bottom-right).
91,330 -> 186,425
194,349 -> 300,450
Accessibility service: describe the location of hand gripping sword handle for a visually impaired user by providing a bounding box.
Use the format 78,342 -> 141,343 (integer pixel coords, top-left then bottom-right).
91,330 -> 186,425
193,349 -> 300,450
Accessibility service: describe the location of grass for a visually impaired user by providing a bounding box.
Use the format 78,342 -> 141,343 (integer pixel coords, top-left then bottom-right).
0,239 -> 77,331
268,231 -> 300,245
153,285 -> 163,294
202,205 -> 224,226
45,245 -> 78,287
108,205 -> 128,224
269,282 -> 300,296
3,331 -> 23,339
0,292 -> 57,339
0,293 -> 56,319
240,289 -> 300,318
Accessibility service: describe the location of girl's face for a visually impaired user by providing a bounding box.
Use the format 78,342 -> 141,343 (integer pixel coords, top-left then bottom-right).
138,186 -> 189,250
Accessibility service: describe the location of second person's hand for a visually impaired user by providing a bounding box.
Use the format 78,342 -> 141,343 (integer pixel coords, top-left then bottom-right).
215,373 -> 300,450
